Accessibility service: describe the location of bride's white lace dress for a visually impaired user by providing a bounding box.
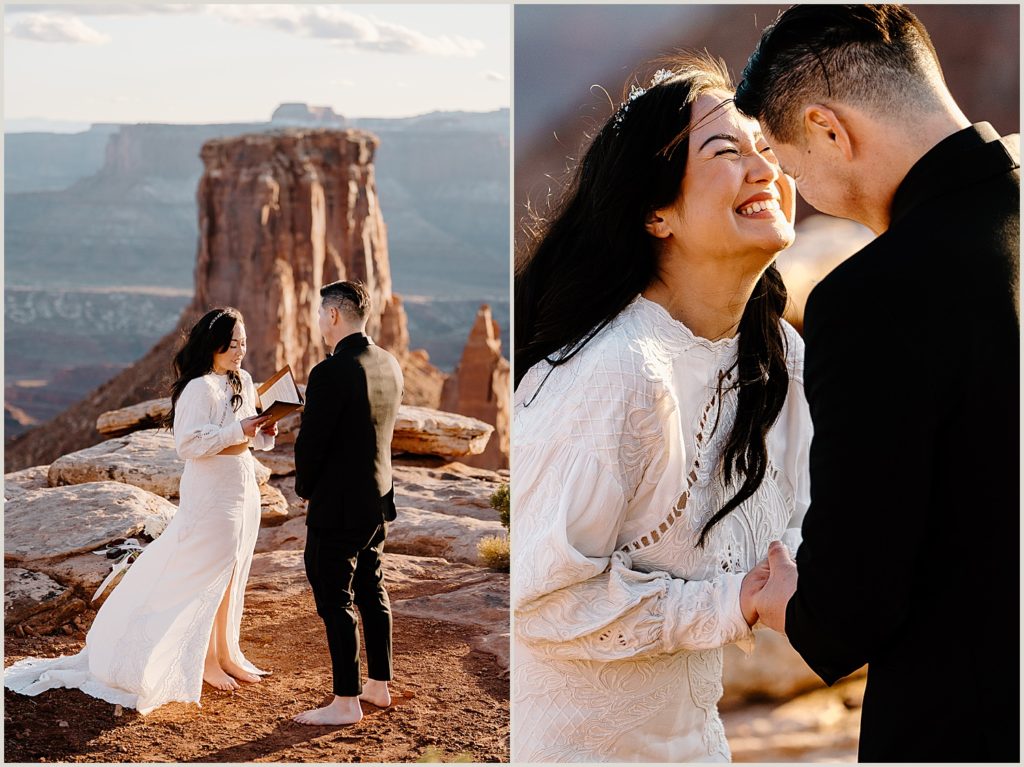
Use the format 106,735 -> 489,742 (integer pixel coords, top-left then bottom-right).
4,370 -> 274,714
512,297 -> 812,762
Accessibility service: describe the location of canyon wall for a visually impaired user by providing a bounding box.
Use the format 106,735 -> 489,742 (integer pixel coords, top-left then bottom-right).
5,128 -> 444,472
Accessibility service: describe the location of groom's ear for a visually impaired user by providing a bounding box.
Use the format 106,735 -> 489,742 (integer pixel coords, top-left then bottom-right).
803,104 -> 854,162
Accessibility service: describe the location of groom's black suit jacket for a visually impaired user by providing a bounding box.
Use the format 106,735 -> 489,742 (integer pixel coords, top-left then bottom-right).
787,123 -> 1019,762
294,332 -> 404,532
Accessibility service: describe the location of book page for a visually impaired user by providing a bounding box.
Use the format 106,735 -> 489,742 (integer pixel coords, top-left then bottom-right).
260,368 -> 301,408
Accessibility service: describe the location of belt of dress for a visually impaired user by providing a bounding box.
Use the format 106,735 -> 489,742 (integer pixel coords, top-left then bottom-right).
218,443 -> 250,456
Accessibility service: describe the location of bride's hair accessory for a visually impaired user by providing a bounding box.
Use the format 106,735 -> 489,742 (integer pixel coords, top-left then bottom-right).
651,68 -> 675,86
207,310 -> 227,331
613,69 -> 677,130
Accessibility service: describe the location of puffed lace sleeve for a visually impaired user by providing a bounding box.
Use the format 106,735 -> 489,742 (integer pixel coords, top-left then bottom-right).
173,378 -> 246,459
242,371 -> 275,452
512,346 -> 754,663
778,320 -> 811,556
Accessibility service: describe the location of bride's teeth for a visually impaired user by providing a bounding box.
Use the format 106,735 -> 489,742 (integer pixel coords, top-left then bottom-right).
739,199 -> 779,216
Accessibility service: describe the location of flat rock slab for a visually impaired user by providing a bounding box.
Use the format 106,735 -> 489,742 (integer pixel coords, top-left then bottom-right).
99,398 -> 495,458
387,507 -> 506,565
260,484 -> 289,526
95,398 -> 172,438
4,568 -> 87,633
256,447 -> 296,477
255,515 -> 308,554
246,550 -> 310,597
47,429 -> 271,498
267,476 -> 307,518
393,463 -> 504,522
4,465 -> 50,501
393,406 -> 493,458
392,574 -> 509,634
5,481 -> 177,563
35,552 -> 123,607
247,550 -> 486,599
471,631 -> 510,672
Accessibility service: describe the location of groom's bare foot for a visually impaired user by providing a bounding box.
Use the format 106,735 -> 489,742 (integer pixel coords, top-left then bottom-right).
359,679 -> 391,707
221,661 -> 262,684
203,659 -> 239,691
293,695 -> 362,726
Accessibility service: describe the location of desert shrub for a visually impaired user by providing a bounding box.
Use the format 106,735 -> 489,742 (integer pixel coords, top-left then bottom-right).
478,534 -> 510,572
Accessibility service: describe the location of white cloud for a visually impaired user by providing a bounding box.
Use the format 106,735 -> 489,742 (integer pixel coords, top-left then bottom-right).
9,13 -> 109,44
482,70 -> 507,83
6,4 -> 193,16
211,5 -> 483,58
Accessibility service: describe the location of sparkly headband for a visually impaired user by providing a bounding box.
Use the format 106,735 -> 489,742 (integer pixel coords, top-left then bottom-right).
613,68 -> 676,129
207,310 -> 227,331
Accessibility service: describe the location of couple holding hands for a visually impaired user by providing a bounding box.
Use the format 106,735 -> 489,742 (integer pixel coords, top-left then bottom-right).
513,5 -> 1018,763
6,280 -> 403,728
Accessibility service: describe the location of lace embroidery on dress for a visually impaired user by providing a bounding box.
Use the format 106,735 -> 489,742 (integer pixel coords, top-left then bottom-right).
687,649 -> 731,759
511,298 -> 810,763
620,369 -> 735,554
514,652 -> 688,762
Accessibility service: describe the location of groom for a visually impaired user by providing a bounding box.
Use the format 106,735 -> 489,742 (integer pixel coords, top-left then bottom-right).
734,6 -> 1019,762
293,280 -> 404,726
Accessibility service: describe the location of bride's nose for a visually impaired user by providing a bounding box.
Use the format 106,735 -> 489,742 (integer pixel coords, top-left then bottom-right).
745,149 -> 779,184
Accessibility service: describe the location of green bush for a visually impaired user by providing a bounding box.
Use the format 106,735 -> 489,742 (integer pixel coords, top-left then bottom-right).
490,483 -> 509,529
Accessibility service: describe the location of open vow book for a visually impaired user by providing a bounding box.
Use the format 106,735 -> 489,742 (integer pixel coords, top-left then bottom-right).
256,366 -> 304,424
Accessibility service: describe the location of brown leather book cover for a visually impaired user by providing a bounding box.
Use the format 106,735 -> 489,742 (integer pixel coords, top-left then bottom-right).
256,366 -> 304,425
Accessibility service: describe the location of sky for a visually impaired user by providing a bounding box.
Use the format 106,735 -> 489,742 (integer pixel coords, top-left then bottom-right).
4,3 -> 511,125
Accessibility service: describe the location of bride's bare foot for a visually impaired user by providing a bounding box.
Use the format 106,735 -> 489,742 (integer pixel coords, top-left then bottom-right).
221,661 -> 262,684
293,696 -> 362,726
203,659 -> 239,691
359,679 -> 391,707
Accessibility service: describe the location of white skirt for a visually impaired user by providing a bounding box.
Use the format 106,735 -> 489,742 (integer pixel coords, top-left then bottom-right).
4,452 -> 266,714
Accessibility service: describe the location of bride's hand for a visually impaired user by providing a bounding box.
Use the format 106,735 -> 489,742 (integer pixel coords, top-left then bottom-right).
259,422 -> 279,437
240,414 -> 272,437
740,557 -> 772,626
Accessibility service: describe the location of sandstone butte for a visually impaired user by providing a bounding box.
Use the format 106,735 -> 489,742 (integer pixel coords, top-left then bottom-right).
4,129 -> 451,472
441,305 -> 510,470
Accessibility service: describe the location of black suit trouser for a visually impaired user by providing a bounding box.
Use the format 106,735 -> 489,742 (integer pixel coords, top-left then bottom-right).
303,522 -> 392,696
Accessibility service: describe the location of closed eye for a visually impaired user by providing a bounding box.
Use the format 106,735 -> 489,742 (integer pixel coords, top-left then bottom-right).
714,148 -> 740,157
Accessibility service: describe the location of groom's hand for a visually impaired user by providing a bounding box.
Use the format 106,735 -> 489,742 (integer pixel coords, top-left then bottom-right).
753,541 -> 798,634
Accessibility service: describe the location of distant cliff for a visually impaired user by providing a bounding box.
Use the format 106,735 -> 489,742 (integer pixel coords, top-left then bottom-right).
5,129 -> 444,472
4,106 -> 508,446
441,306 -> 509,470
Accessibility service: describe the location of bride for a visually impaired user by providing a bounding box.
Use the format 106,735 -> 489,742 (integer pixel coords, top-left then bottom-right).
5,307 -> 277,714
512,53 -> 811,762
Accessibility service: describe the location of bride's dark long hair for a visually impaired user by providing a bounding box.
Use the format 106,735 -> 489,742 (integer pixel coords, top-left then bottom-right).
164,308 -> 245,429
515,52 -> 790,547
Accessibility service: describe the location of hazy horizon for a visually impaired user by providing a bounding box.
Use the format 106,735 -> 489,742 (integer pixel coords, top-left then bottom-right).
5,104 -> 511,134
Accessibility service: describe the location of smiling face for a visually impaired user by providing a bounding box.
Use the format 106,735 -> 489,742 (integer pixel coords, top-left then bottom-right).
211,321 -> 246,373
653,90 -> 795,265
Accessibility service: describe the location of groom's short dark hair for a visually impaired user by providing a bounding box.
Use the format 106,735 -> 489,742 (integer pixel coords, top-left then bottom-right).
321,280 -> 372,322
735,5 -> 947,142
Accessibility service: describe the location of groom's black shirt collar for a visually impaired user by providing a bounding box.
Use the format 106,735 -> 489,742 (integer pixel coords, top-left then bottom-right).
891,122 -> 1017,228
329,332 -> 373,358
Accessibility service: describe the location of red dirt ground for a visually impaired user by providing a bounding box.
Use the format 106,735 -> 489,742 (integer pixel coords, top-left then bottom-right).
4,583 -> 509,763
